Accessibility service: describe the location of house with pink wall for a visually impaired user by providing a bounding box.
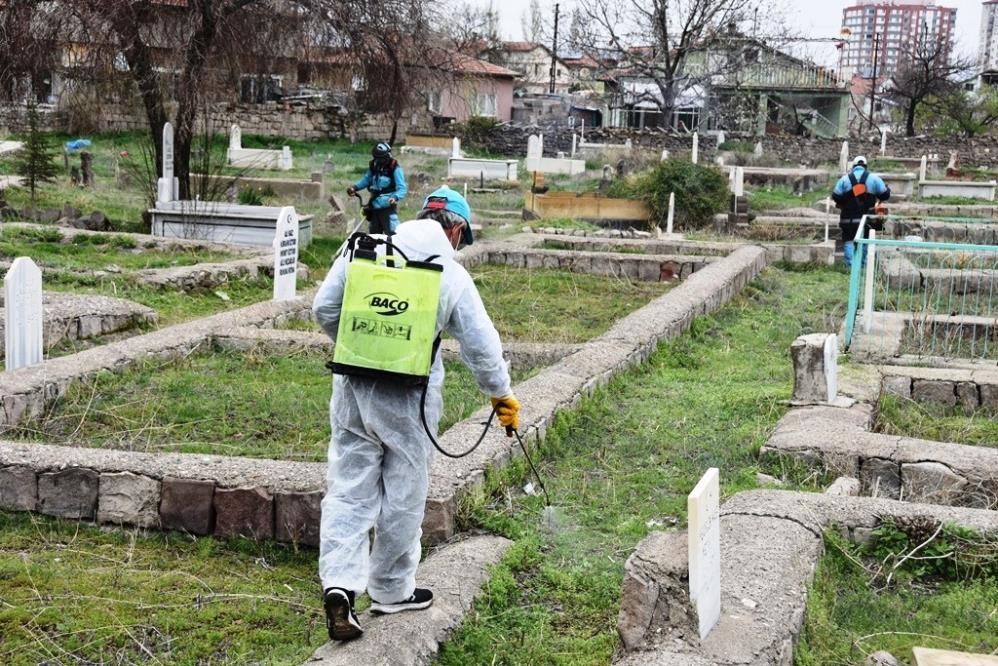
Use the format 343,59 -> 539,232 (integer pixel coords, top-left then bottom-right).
429,53 -> 516,123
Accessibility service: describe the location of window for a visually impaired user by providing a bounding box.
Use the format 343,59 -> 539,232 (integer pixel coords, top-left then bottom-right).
427,91 -> 441,114
474,92 -> 498,117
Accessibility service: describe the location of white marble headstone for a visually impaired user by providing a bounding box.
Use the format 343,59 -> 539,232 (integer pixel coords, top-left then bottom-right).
272,207 -> 299,301
919,155 -> 928,182
754,141 -> 763,157
716,130 -> 726,147
880,129 -> 888,155
691,132 -> 699,165
823,334 -> 838,403
571,134 -> 578,157
688,468 -> 721,640
230,124 -> 242,150
840,141 -> 849,174
661,149 -> 669,161
452,137 -> 461,158
5,257 -> 43,371
527,134 -> 543,159
733,167 -> 745,197
281,145 -> 293,170
157,122 -> 176,204
666,192 -> 676,235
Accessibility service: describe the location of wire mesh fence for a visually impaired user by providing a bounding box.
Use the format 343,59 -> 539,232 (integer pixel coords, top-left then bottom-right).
845,216 -> 998,364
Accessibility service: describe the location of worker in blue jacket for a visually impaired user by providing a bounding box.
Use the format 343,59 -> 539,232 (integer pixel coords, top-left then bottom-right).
347,142 -> 408,235
831,156 -> 891,268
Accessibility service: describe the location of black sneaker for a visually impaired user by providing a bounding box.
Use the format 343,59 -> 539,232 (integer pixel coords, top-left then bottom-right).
369,588 -> 434,615
323,587 -> 363,641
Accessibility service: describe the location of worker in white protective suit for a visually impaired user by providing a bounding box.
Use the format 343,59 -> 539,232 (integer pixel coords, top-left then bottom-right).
312,186 -> 520,641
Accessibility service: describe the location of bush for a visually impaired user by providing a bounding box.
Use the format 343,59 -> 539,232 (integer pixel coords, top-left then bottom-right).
608,160 -> 729,230
458,116 -> 500,146
237,187 -> 265,206
719,140 -> 755,152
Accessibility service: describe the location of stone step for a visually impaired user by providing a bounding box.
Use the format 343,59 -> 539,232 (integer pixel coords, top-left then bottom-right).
304,534 -> 511,666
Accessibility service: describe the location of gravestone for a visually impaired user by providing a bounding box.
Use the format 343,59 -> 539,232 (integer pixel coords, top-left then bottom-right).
691,132 -> 699,165
754,141 -> 763,157
660,149 -> 669,161
839,141 -> 849,174
733,167 -> 745,197
452,137 -> 461,159
230,124 -> 242,151
880,129 -> 888,155
716,131 -> 726,147
527,134 -> 543,160
666,192 -> 676,235
571,134 -> 578,157
5,257 -> 43,371
280,145 -> 293,170
919,155 -> 928,182
791,333 -> 838,403
272,206 -> 299,301
688,467 -> 721,640
157,122 -> 178,204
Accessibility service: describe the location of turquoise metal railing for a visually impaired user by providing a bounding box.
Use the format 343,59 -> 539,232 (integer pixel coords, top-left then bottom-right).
844,214 -> 998,360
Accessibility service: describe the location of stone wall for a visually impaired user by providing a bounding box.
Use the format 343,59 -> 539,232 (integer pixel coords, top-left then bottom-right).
455,122 -> 998,168
1,101 -> 434,141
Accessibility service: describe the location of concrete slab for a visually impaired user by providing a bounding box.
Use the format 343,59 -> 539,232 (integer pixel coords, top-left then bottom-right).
305,535 -> 511,666
913,648 -> 998,666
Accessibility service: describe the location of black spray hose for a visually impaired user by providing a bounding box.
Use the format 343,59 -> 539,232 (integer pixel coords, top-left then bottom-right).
418,382 -> 552,507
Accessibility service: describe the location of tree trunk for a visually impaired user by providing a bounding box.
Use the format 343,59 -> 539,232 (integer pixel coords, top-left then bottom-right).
173,11 -> 217,200
121,30 -> 169,180
905,101 -> 918,137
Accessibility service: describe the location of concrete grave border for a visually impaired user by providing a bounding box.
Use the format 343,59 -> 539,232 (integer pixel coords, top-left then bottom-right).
760,364 -> 998,509
615,489 -> 998,666
3,222 -> 309,293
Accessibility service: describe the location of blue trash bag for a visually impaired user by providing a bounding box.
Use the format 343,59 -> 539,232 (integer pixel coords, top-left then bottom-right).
64,139 -> 92,151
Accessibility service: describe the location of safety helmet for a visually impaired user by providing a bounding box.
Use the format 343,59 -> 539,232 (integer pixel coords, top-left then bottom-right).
372,142 -> 392,159
852,155 -> 868,168
423,185 -> 474,246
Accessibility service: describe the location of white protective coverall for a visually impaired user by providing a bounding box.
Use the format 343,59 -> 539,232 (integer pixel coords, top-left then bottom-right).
313,218 -> 511,603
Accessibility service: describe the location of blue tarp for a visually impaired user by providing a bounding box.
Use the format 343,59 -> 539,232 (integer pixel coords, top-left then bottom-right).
64,139 -> 92,151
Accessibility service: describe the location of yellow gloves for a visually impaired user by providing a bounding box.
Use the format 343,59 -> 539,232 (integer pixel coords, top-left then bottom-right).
490,395 -> 521,434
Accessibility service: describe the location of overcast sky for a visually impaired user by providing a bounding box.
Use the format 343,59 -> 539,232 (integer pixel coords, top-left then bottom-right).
481,0 -> 985,66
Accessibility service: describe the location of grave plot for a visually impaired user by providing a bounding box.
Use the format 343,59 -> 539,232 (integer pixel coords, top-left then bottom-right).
847,226 -> 998,365
0,223 -> 313,328
7,348 -> 541,461
796,521 -> 998,664
0,510 -> 327,665
281,261 -> 673,344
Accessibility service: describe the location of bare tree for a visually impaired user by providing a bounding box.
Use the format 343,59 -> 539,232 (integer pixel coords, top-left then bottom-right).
521,0 -> 544,44
575,0 -> 776,123
888,38 -> 974,137
446,0 -> 502,57
5,0 -> 436,193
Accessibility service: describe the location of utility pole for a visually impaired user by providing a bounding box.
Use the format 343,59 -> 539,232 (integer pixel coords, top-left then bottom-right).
868,32 -> 881,133
549,3 -> 560,94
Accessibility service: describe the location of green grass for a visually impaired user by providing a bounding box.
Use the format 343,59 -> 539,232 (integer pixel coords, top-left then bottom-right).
10,350 -> 538,461
747,186 -> 828,211
280,264 -> 670,344
469,264 -> 670,343
0,511 -> 323,665
796,528 -> 998,665
527,217 -> 601,232
876,393 -> 998,448
0,226 -> 234,272
437,264 -> 850,665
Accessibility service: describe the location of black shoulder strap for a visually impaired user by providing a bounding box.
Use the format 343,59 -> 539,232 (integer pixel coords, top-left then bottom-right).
848,172 -> 858,187
859,170 -> 869,185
